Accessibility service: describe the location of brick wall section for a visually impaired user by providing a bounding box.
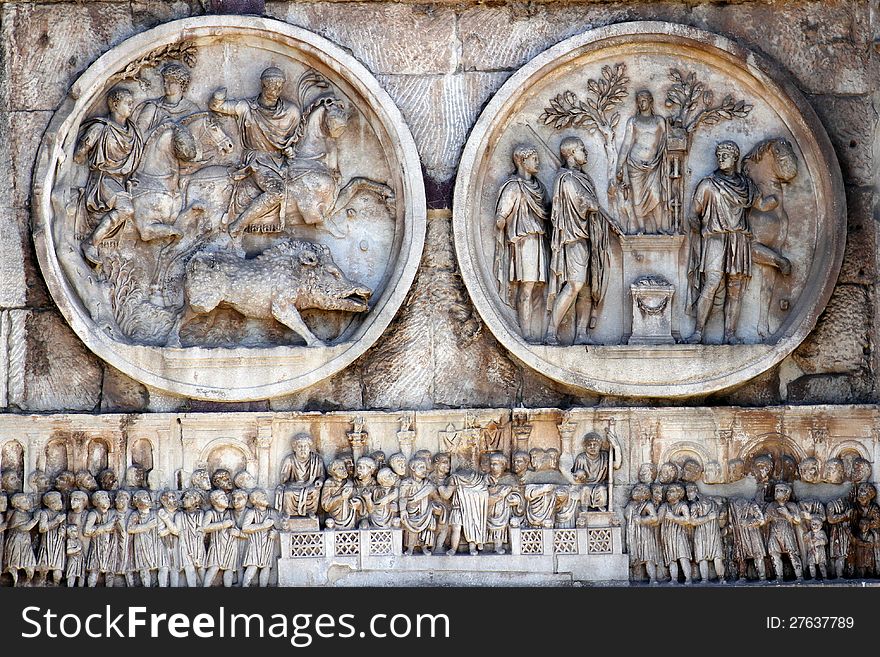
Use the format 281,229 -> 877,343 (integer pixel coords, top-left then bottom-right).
0,0 -> 877,412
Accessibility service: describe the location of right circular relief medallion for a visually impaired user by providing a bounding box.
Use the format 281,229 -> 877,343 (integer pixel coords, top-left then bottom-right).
453,22 -> 846,398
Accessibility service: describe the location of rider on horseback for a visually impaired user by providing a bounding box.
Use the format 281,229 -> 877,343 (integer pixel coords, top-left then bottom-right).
209,66 -> 302,235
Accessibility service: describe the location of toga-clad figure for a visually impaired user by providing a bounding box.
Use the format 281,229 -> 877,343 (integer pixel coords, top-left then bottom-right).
494,144 -> 549,341
209,66 -> 301,234
133,63 -> 200,136
546,136 -> 623,345
276,433 -> 325,520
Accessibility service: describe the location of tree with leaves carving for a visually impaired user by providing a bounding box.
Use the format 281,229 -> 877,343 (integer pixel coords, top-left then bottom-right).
665,68 -> 753,134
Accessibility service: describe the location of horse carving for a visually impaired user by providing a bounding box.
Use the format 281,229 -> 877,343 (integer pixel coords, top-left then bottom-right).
743,137 -> 798,339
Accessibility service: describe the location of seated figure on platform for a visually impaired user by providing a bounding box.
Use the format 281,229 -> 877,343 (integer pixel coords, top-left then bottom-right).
321,458 -> 360,530
571,432 -> 609,510
276,433 -> 325,522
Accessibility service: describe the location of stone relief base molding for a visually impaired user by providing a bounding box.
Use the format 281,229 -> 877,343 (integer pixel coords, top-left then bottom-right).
277,526 -> 626,586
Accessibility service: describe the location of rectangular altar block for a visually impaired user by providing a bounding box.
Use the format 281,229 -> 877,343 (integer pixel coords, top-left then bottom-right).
619,234 -> 686,340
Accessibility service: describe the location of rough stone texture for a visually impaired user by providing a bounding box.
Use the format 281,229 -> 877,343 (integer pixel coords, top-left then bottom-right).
1,1 -> 136,111
0,310 -> 8,407
793,284 -> 871,376
378,73 -> 510,182
100,365 -> 150,412
0,0 -> 877,412
6,309 -> 103,412
266,2 -> 460,75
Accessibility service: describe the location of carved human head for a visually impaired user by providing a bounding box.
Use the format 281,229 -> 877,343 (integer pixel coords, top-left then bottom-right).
2,469 -> 23,493
181,489 -> 203,511
413,450 -> 434,470
53,470 -> 76,494
230,488 -> 249,510
751,455 -> 773,483
545,448 -> 561,469
680,459 -> 703,483
161,63 -> 191,94
76,469 -> 98,492
260,66 -> 286,103
433,452 -> 451,476
856,482 -> 877,506
809,516 -> 823,532
376,467 -> 398,488
665,483 -> 684,503
823,458 -> 845,485
488,452 -> 507,478
635,89 -> 654,112
10,492 -> 30,511
160,489 -> 179,511
408,457 -> 427,480
703,461 -> 723,484
727,459 -> 745,482
559,136 -> 587,167
43,490 -> 64,512
291,434 -> 315,461
114,489 -> 131,511
798,457 -> 821,484
369,451 -> 387,469
328,459 -> 349,480
630,483 -> 650,502
125,464 -> 146,489
211,469 -> 234,493
637,463 -> 657,484
91,490 -> 111,512
98,468 -> 119,491
773,482 -> 792,503
355,457 -> 377,482
512,451 -> 530,476
657,462 -> 680,485
233,470 -> 257,491
132,490 -> 153,511
250,489 -> 269,509
651,483 -> 665,505
69,490 -> 89,513
529,448 -> 544,471
106,86 -> 134,120
851,457 -> 872,483
388,453 -> 408,477
512,143 -> 539,176
715,140 -> 741,172
209,488 -> 229,509
582,433 -> 603,458
190,469 -> 212,491
685,483 -> 700,502
29,469 -> 51,493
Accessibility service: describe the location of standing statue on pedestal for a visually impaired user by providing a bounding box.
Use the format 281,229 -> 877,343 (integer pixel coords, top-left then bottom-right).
493,144 -> 550,341
546,136 -> 624,345
686,140 -> 777,344
276,433 -> 325,522
615,90 -> 668,234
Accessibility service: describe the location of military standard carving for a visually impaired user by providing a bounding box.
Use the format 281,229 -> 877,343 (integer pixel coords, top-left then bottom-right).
454,22 -> 846,397
33,16 -> 425,401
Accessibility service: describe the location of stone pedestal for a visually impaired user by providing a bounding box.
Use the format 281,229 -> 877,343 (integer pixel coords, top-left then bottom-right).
619,235 -> 686,341
628,276 -> 676,345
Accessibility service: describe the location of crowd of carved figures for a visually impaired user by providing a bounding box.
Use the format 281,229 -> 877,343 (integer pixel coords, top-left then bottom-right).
625,456 -> 880,584
495,64 -> 796,345
0,431 -> 614,586
62,50 -> 390,348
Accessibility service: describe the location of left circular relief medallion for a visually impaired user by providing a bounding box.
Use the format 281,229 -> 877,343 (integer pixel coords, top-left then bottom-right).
33,16 -> 425,401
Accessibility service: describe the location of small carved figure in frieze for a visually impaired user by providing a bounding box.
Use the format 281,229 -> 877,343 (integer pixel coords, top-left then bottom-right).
176,488 -> 206,587
624,483 -> 660,584
637,463 -> 657,485
686,140 -> 778,345
511,451 -> 531,486
798,457 -> 821,484
546,136 -> 624,346
388,453 -> 408,479
209,67 -> 300,235
703,461 -> 723,484
657,462 -> 679,485
686,484 -> 725,583
276,433 -> 325,521
486,453 -> 517,554
54,471 -> 76,500
852,483 -> 880,578
658,483 -> 692,584
804,516 -> 829,580
851,458 -> 872,485
822,458 -> 845,485
233,471 -> 258,492
202,489 -> 238,587
443,468 -> 489,556
230,488 -> 249,584
571,432 -> 609,510
36,491 -> 67,586
399,458 -> 438,556
125,464 -> 148,490
2,470 -> 23,495
493,143 -> 550,341
83,490 -> 117,587
133,63 -> 200,136
75,86 -> 144,265
128,489 -> 164,587
615,90 -> 669,234
365,467 -> 400,530
797,497 -> 826,573
428,453 -> 452,550
65,524 -> 86,588
4,493 -> 38,585
211,469 -> 235,493
727,459 -> 746,483
765,483 -> 803,581
680,459 -> 703,484
29,470 -> 52,497
190,469 -> 212,495
825,496 -> 852,579
113,489 -> 135,587
649,483 -> 668,581
240,490 -> 279,588
354,456 -> 378,491
524,482 -> 558,529
322,458 -> 360,530
76,470 -> 99,494
158,490 -> 181,588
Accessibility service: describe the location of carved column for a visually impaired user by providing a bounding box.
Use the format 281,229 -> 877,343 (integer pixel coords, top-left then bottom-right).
256,421 -> 273,488
556,411 -> 578,461
716,428 -> 732,481
511,408 -> 533,454
347,416 -> 369,462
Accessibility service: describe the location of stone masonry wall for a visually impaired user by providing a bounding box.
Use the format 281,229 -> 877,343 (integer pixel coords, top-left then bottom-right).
0,0 -> 878,413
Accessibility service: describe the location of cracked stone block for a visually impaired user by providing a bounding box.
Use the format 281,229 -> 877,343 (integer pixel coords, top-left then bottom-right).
100,365 -> 150,412
839,186 -> 876,286
270,368 -> 364,412
793,284 -> 871,375
0,209 -> 27,308
808,94 -> 878,187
